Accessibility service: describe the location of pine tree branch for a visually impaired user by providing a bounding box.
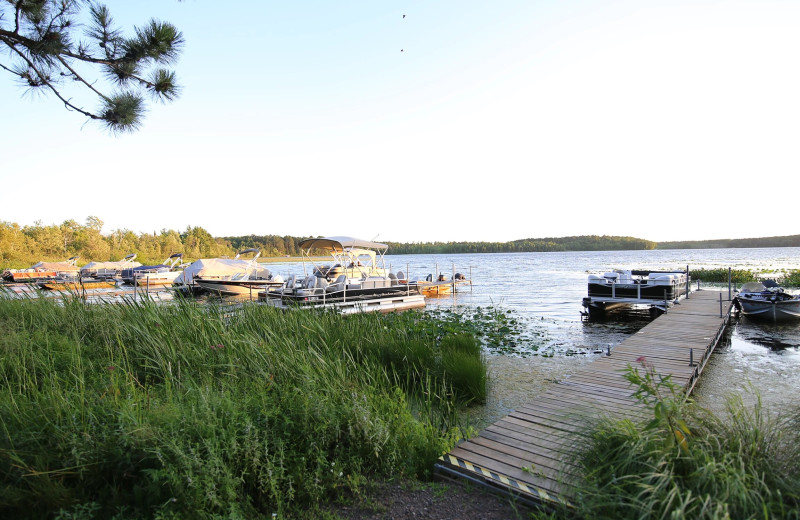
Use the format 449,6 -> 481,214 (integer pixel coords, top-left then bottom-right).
3,35 -> 99,120
55,54 -> 109,101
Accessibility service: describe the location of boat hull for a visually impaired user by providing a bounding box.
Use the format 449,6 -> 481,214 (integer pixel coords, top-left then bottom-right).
132,271 -> 182,286
39,280 -> 117,291
194,278 -> 282,296
263,293 -> 426,314
737,297 -> 800,322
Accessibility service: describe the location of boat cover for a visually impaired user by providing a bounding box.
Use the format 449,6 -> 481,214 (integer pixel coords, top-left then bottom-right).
174,258 -> 271,285
81,259 -> 142,273
298,236 -> 388,252
30,261 -> 80,273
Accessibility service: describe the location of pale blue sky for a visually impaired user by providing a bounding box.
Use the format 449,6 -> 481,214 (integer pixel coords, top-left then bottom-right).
2,1 -> 799,243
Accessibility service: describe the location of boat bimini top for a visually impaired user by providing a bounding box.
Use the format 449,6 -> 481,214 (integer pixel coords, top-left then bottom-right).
298,236 -> 388,280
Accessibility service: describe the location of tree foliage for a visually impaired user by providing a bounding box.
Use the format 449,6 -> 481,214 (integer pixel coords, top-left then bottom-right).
658,235 -> 800,250
386,235 -> 657,255
0,0 -> 183,132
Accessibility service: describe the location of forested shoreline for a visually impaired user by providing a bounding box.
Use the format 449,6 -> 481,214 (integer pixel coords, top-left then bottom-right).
1,218 -> 798,269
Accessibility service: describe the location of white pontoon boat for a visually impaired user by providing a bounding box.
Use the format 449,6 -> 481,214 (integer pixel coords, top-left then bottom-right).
260,236 -> 425,313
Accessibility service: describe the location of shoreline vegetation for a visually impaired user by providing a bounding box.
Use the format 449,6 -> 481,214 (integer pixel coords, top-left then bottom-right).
0,295 -> 487,518
2,219 -> 800,270
2,297 -> 798,519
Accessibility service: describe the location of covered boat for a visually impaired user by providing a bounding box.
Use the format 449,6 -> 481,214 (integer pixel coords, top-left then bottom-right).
2,256 -> 80,282
80,254 -> 141,279
734,280 -> 800,322
175,249 -> 279,295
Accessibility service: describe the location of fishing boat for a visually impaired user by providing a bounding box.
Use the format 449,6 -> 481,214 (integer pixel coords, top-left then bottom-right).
80,253 -> 141,279
180,249 -> 281,295
582,269 -> 690,318
260,236 -> 425,313
734,280 -> 800,322
412,272 -> 470,296
121,253 -> 184,286
2,256 -> 80,283
38,278 -> 118,291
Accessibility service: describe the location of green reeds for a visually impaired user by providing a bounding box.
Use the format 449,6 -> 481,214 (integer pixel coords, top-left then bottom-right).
690,268 -> 800,287
566,364 -> 800,519
0,296 -> 487,519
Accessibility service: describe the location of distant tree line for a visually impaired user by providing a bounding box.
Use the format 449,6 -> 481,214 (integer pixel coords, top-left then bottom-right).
3,218 -> 797,269
0,218 -> 238,268
658,235 -> 800,249
386,235 -> 657,255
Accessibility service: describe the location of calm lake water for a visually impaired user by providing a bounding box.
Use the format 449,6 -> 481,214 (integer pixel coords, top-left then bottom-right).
8,248 -> 798,426
266,247 -> 800,425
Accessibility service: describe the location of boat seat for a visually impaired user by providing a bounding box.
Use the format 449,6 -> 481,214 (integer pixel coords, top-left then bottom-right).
302,276 -> 317,289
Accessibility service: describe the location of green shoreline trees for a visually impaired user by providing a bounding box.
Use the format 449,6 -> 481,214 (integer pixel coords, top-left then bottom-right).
2,218 -> 800,269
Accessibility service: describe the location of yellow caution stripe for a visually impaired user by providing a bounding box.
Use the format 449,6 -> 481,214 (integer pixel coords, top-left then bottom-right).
438,454 -> 571,507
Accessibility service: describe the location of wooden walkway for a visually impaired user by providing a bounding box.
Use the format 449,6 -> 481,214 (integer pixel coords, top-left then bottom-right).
435,289 -> 734,507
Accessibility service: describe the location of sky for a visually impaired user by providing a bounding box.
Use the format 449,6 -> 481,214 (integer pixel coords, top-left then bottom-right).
2,0 -> 799,244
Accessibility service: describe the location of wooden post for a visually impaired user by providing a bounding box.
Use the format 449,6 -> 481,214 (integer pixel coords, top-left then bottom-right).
686,264 -> 690,299
728,267 -> 732,301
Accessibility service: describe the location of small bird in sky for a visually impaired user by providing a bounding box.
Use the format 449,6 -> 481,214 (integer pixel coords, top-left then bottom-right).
403,14 -> 406,18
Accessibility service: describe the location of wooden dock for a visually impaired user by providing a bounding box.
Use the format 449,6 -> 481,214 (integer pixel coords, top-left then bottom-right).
435,289 -> 734,507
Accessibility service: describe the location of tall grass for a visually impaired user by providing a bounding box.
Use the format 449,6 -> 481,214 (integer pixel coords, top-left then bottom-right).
0,295 -> 485,519
691,268 -> 800,287
566,363 -> 800,519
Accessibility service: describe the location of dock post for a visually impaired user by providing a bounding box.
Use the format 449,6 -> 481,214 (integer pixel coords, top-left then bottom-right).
686,264 -> 690,298
728,267 -> 732,301
719,293 -> 723,318
664,290 -> 668,313
690,348 -> 694,366
607,344 -> 611,356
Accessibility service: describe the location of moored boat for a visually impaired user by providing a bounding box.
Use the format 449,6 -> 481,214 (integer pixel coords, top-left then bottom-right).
412,272 -> 470,297
121,253 -> 184,286
260,236 -> 425,313
181,249 -> 282,295
734,280 -> 800,322
80,253 -> 141,279
582,269 -> 690,318
39,279 -> 118,291
2,256 -> 80,283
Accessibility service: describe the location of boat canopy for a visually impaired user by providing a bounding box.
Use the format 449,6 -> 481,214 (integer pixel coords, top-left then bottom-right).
298,236 -> 388,253
30,261 -> 80,272
81,254 -> 141,273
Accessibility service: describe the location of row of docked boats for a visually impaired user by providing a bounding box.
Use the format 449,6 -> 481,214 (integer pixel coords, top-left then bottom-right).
1,236 -> 473,314
581,268 -> 800,323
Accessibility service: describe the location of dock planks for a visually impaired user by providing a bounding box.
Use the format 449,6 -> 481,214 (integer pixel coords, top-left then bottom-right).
435,289 -> 734,507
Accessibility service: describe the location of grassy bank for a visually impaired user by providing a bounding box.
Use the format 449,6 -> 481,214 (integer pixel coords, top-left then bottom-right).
555,364 -> 800,520
0,296 -> 486,519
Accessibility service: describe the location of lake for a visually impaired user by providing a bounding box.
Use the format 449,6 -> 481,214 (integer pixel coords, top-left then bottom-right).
8,247 -> 797,426
265,247 -> 800,425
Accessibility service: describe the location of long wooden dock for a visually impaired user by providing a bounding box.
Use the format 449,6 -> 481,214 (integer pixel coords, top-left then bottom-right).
435,289 -> 734,507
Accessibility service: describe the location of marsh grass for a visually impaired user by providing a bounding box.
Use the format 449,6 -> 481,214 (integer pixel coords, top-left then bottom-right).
0,295 -> 486,519
565,364 -> 800,519
691,267 -> 800,287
